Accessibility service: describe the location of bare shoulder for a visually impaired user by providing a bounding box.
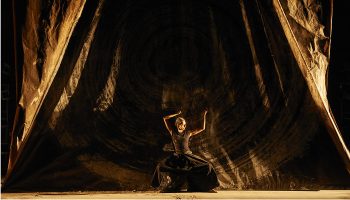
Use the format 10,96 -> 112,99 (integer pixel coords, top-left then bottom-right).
187,130 -> 194,137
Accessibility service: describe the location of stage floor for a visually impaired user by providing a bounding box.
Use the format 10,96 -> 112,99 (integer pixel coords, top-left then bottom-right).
2,190 -> 350,199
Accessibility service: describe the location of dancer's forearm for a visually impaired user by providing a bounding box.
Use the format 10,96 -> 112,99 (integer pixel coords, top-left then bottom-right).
163,111 -> 181,134
190,110 -> 207,136
163,111 -> 181,120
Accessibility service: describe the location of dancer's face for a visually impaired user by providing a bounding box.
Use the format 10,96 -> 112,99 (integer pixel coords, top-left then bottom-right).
177,121 -> 186,133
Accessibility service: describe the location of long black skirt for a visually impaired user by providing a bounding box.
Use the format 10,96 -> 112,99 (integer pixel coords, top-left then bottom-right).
151,153 -> 219,192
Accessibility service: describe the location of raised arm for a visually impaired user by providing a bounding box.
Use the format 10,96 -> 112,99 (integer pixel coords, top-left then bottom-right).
163,111 -> 182,134
189,110 -> 207,136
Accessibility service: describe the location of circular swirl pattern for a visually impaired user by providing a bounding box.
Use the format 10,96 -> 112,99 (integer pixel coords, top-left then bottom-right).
47,0 -> 322,188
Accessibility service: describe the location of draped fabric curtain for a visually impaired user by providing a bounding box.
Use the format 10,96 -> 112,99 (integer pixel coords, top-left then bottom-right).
4,0 -> 349,191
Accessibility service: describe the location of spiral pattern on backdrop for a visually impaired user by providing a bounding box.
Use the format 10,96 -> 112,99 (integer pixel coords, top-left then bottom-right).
38,0 -> 322,188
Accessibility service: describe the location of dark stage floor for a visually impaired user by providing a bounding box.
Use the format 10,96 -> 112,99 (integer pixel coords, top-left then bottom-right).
2,190 -> 350,199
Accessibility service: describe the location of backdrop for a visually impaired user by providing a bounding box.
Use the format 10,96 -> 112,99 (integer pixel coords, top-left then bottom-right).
3,0 -> 350,191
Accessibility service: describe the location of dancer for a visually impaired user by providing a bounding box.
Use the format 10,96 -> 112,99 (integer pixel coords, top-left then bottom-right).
151,110 -> 219,192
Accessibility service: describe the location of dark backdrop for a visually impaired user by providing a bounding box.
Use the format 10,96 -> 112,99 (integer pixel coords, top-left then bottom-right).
1,0 -> 349,190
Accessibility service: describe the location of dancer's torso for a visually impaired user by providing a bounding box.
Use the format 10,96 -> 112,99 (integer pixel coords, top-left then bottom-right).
171,131 -> 192,154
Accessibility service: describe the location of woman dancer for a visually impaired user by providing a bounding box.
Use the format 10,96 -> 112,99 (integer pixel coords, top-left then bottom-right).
151,110 -> 219,192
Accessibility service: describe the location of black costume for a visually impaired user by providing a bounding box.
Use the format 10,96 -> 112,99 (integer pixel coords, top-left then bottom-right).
151,130 -> 219,192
